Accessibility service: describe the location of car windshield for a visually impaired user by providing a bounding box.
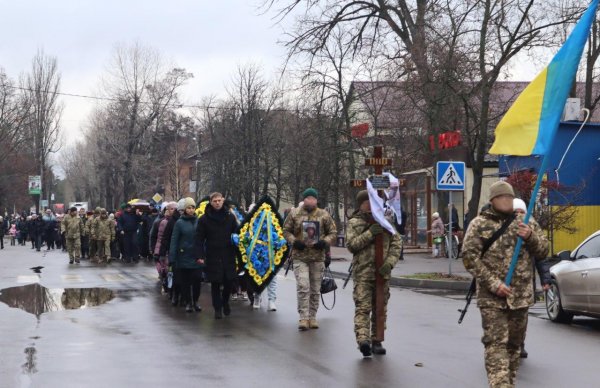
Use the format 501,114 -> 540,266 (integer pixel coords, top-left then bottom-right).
574,235 -> 600,260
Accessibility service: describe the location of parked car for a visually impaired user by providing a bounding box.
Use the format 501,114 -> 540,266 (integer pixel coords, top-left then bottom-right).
546,230 -> 600,323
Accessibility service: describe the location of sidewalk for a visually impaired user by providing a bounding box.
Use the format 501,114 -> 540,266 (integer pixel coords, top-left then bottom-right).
328,246 -> 472,291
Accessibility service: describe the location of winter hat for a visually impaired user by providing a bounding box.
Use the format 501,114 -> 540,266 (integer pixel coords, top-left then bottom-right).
177,198 -> 186,211
489,181 -> 515,201
356,190 -> 369,207
182,197 -> 196,209
432,212 -> 440,219
108,214 -> 114,220
513,198 -> 527,213
160,202 -> 168,212
302,188 -> 318,199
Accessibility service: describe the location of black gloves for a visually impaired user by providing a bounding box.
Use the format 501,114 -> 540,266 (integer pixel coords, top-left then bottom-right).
293,240 -> 306,251
324,253 -> 331,268
314,240 -> 328,250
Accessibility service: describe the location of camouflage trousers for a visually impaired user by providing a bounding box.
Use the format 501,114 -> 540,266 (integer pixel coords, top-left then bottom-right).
96,240 -> 111,262
293,260 -> 324,320
66,237 -> 81,261
89,239 -> 98,260
353,279 -> 390,344
480,307 -> 528,388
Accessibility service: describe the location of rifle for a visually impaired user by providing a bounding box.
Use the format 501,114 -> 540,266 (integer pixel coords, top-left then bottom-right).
458,279 -> 476,324
342,263 -> 353,289
284,248 -> 294,277
457,213 -> 515,324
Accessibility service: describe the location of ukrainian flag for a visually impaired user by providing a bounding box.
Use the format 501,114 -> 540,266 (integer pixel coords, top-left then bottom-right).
489,0 -> 599,156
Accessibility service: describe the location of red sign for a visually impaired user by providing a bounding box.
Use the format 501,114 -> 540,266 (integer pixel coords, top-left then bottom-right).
429,130 -> 462,151
351,123 -> 369,138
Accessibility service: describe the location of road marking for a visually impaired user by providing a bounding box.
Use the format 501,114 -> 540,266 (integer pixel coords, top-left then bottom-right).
17,275 -> 40,284
143,273 -> 160,280
100,273 -> 128,282
61,274 -> 84,283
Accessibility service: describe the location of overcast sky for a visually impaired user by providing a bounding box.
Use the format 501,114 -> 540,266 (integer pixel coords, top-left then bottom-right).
0,0 -> 295,147
0,0 -> 542,152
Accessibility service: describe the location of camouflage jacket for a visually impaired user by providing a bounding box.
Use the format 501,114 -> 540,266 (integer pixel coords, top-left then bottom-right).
345,211 -> 402,281
283,205 -> 337,263
61,214 -> 83,239
96,217 -> 115,241
462,208 -> 549,309
86,216 -> 98,239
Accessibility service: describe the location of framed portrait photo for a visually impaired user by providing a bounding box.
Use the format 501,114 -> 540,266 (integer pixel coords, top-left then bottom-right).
302,221 -> 320,245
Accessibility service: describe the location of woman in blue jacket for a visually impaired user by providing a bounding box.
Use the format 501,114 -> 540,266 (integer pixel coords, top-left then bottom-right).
170,197 -> 204,313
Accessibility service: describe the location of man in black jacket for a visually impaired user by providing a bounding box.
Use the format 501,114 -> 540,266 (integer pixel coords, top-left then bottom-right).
195,192 -> 239,319
31,215 -> 45,251
118,204 -> 142,263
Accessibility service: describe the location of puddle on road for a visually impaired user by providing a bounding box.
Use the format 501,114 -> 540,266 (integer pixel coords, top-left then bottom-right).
0,283 -> 115,317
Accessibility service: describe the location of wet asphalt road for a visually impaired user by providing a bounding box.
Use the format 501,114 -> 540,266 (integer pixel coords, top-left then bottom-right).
1,244 -> 599,388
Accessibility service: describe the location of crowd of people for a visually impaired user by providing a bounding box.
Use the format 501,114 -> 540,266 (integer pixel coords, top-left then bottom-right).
1,186 -> 406,361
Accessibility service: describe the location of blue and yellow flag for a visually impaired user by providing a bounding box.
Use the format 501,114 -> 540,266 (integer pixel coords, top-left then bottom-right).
489,0 -> 599,156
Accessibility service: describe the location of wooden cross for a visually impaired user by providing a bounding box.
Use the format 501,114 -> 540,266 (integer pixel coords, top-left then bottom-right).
349,145 -> 392,342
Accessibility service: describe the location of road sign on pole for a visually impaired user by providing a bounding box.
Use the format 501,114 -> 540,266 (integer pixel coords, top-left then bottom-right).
436,161 -> 465,191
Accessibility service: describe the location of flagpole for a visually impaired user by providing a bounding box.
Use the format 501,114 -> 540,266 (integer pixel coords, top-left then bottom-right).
504,152 -> 551,285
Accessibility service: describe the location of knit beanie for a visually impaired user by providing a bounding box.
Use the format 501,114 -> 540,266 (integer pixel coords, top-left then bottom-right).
432,212 -> 440,219
356,190 -> 369,207
489,181 -> 515,201
182,197 -> 196,209
302,187 -> 318,199
177,198 -> 186,211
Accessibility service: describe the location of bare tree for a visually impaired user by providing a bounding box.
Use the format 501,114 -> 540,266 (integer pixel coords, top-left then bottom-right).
21,50 -> 63,211
102,42 -> 192,200
266,0 -> 581,222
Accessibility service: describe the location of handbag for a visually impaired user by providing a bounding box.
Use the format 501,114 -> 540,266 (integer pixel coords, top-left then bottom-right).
320,267 -> 337,310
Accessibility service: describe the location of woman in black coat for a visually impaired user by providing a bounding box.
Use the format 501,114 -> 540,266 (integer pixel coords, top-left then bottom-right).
195,192 -> 238,319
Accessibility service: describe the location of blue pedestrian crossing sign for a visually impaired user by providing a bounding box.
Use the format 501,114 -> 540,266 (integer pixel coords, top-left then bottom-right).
436,161 -> 465,191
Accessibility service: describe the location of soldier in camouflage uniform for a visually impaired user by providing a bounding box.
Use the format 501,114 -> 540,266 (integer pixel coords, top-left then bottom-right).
87,207 -> 101,263
462,181 -> 549,388
61,207 -> 84,264
345,190 -> 402,357
95,209 -> 116,264
283,188 -> 337,331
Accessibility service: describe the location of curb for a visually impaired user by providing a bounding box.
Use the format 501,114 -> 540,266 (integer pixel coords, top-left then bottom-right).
330,270 -> 472,291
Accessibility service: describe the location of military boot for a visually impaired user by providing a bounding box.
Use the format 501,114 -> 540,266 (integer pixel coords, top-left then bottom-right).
359,341 -> 372,357
372,341 -> 386,355
298,319 -> 309,331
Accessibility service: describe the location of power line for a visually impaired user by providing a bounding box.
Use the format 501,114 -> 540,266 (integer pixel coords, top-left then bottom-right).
5,84 -> 388,115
